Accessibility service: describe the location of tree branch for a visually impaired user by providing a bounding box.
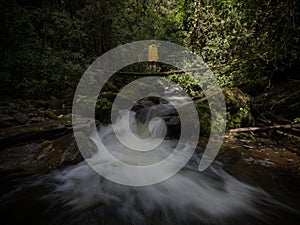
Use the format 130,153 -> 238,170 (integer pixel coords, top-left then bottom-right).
229,123 -> 300,133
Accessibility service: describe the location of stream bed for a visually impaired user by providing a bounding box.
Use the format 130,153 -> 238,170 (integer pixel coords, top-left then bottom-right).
1,94 -> 300,225
1,117 -> 300,225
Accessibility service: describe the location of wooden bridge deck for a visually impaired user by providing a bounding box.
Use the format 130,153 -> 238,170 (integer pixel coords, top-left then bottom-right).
114,66 -> 219,76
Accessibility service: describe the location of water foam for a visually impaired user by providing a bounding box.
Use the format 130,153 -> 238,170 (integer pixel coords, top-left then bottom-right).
48,109 -> 280,225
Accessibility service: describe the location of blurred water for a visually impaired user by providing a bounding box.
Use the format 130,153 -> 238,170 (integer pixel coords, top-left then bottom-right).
0,88 -> 297,225
31,109 -> 288,225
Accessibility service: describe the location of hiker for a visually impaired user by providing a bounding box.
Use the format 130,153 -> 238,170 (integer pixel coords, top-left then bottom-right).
148,44 -> 158,72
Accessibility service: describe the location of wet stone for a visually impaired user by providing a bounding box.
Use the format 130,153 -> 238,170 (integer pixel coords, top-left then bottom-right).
13,112 -> 29,124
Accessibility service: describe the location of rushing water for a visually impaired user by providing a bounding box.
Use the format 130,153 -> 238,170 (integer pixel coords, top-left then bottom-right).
0,90 -> 298,225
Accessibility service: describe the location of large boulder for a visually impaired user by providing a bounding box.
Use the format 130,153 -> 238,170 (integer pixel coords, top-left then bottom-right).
195,87 -> 254,136
223,87 -> 254,129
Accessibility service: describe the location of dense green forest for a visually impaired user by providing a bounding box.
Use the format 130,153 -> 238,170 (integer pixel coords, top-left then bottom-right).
1,0 -> 299,99
1,2 -> 300,225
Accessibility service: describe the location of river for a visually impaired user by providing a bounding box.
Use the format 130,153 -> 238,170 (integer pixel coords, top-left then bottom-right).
0,90 -> 300,225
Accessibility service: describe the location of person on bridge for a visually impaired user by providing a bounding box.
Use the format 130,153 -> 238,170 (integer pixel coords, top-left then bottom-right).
148,44 -> 158,73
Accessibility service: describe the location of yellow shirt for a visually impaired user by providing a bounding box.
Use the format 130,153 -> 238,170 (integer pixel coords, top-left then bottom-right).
148,44 -> 158,62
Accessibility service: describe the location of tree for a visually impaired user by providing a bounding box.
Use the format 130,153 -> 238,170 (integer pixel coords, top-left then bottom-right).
182,0 -> 300,94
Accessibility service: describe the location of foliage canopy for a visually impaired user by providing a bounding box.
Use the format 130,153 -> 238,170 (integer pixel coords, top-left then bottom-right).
0,0 -> 299,99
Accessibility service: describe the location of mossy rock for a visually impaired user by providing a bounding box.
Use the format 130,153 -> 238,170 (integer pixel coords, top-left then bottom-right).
13,112 -> 29,124
95,93 -> 115,122
194,98 -> 211,136
95,99 -> 112,122
43,110 -> 57,119
223,88 -> 254,129
0,133 -> 82,174
131,96 -> 163,112
194,87 -> 254,136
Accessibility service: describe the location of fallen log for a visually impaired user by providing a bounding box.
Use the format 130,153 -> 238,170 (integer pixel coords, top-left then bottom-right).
229,123 -> 300,133
114,65 -> 227,76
